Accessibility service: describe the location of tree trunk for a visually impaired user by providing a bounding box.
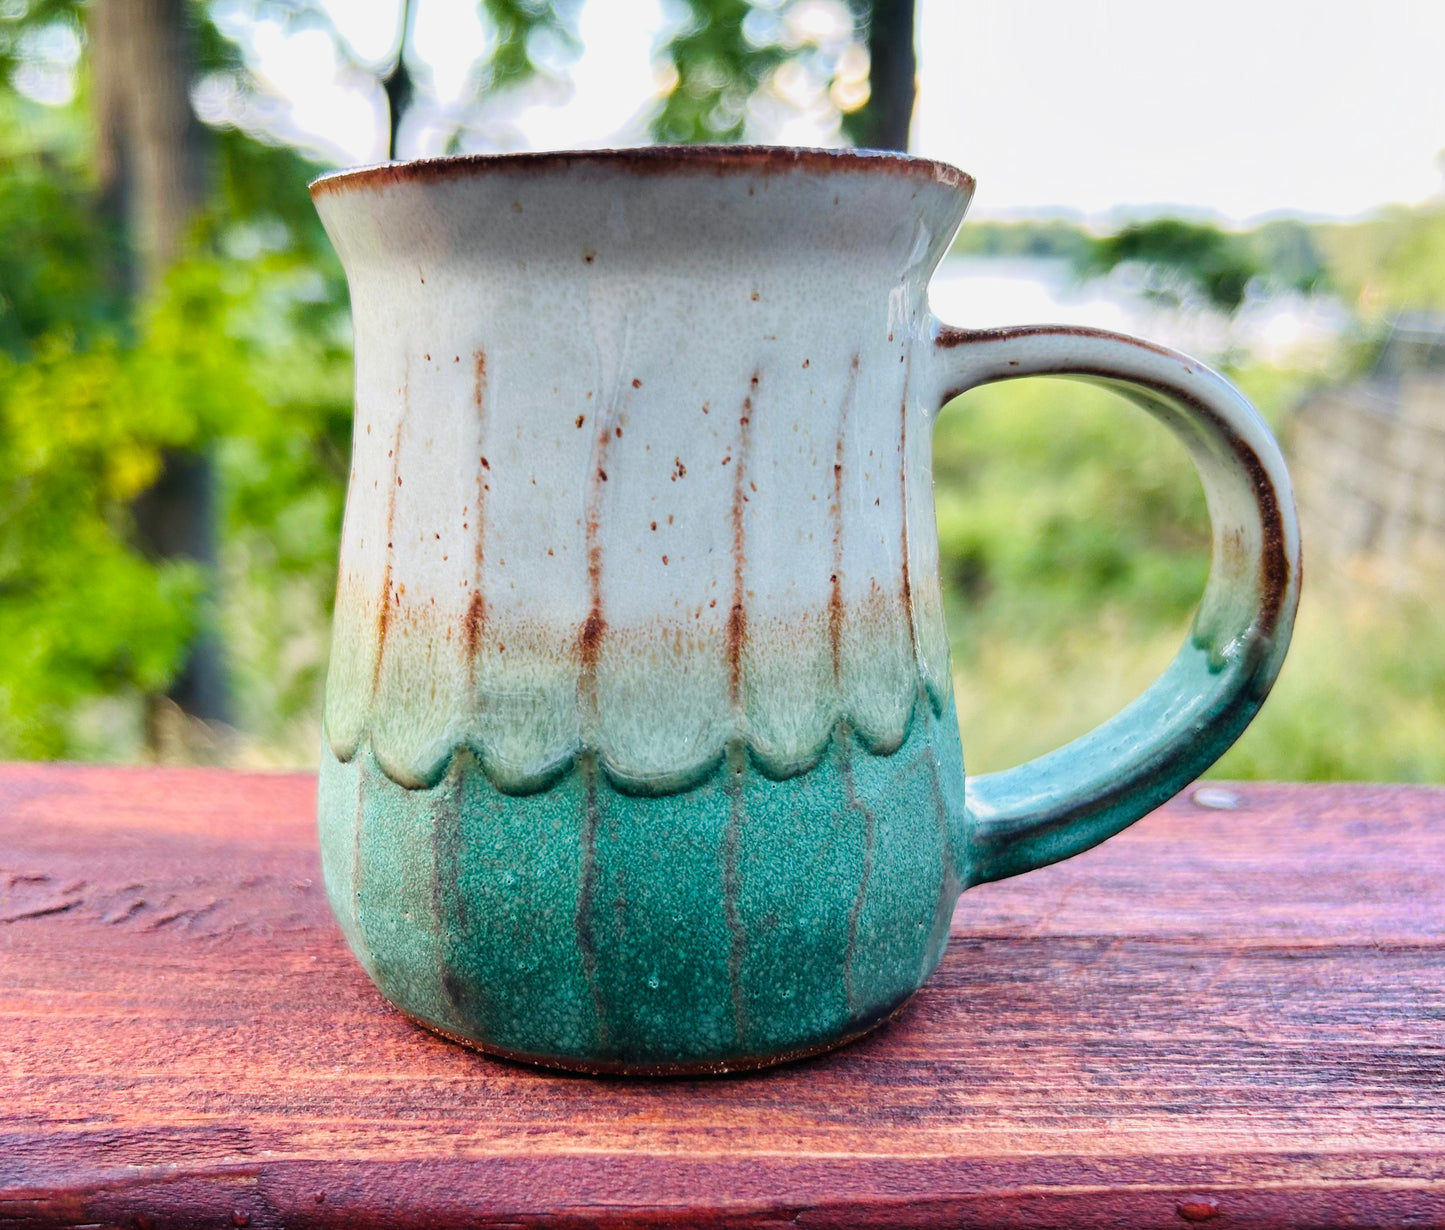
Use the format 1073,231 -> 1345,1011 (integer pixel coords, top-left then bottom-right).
90,0 -> 207,297
89,0 -> 134,296
854,0 -> 916,152
89,0 -> 229,739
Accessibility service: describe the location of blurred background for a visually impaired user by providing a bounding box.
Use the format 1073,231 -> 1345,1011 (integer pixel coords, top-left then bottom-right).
0,0 -> 1441,780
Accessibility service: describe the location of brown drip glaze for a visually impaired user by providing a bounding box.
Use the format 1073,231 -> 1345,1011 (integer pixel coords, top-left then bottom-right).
829,354 -> 860,682
372,414 -> 405,697
897,370 -> 916,653
578,395 -> 616,714
727,375 -> 759,709
464,350 -> 488,671
462,591 -> 486,663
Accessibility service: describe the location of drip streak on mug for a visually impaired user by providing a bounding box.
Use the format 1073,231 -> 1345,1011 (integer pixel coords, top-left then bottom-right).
372,410 -> 404,700
727,374 -> 757,713
463,349 -> 487,669
828,354 -> 860,683
897,369 -> 916,658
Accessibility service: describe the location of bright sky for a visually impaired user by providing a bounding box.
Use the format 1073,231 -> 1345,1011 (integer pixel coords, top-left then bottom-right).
231,0 -> 1445,224
917,0 -> 1445,222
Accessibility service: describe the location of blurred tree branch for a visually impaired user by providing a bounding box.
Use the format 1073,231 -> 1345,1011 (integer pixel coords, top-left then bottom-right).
381,0 -> 415,160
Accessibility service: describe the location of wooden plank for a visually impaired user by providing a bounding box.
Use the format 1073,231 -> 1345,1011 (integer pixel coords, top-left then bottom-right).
1,764 -> 1442,1228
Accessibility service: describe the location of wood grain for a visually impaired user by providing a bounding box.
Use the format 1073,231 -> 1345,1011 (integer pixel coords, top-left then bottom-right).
1,763 -> 1441,1228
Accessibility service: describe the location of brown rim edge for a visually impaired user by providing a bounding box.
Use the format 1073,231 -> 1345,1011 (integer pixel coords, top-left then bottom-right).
399,993 -> 915,1078
309,145 -> 974,199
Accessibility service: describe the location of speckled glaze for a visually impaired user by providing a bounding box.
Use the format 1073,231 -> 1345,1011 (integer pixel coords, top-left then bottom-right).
310,147 -> 1301,1074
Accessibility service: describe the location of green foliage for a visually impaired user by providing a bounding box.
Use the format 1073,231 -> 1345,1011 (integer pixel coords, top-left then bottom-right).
1079,217 -> 1263,315
0,323 -> 209,757
0,245 -> 351,757
932,376 -> 1206,776
648,0 -> 876,145
0,0 -> 83,84
948,219 -> 1093,263
0,76 -> 350,756
0,108 -> 125,354
651,0 -> 789,142
937,362 -> 1444,785
206,252 -> 352,742
973,216 -> 1330,315
0,0 -> 1440,784
210,127 -> 333,255
1211,567 -> 1445,782
1250,218 -> 1330,297
932,375 -> 1210,644
481,0 -> 583,91
1315,204 -> 1445,318
1073,217 -> 1331,317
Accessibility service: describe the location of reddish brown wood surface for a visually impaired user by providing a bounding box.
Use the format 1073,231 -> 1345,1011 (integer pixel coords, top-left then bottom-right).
0,764 -> 1441,1229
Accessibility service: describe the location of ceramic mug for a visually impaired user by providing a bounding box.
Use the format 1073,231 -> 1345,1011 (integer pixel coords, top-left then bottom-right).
311,147 -> 1300,1075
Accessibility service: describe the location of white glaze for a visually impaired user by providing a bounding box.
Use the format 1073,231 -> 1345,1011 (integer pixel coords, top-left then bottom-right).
314,150 -> 972,791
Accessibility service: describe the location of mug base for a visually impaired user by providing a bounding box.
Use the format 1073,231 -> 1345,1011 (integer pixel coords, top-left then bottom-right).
399,993 -> 916,1077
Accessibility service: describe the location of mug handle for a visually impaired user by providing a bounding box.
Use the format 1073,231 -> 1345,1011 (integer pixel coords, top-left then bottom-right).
925,324 -> 1302,887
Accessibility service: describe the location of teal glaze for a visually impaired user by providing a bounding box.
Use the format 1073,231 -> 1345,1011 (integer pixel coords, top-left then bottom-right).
319,692 -> 966,1072
964,630 -> 1277,885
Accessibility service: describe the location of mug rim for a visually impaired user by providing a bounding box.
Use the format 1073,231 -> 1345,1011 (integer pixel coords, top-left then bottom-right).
309,143 -> 974,200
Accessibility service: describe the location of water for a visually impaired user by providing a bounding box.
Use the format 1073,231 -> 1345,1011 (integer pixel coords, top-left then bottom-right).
927,256 -> 1350,366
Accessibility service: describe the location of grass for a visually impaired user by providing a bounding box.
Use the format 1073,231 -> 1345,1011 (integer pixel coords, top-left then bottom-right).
937,368 -> 1445,783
